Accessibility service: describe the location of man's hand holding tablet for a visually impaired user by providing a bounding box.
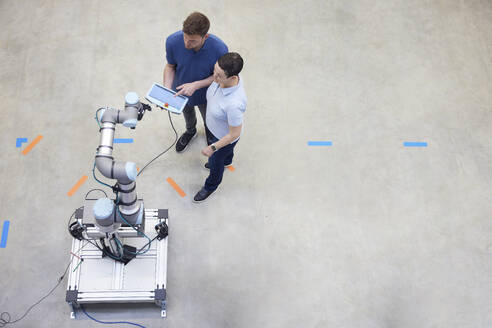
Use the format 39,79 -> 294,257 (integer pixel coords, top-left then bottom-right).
174,82 -> 199,97
145,83 -> 189,114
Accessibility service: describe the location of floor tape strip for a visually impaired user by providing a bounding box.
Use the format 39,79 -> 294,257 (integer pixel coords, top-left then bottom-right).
22,135 -> 43,155
166,177 -> 186,197
16,138 -> 28,148
0,220 -> 10,248
404,142 -> 427,147
114,138 -> 133,143
68,175 -> 88,197
308,141 -> 332,146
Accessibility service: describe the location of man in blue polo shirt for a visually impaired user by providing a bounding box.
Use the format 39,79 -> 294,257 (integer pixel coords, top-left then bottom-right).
193,52 -> 247,202
163,12 -> 228,152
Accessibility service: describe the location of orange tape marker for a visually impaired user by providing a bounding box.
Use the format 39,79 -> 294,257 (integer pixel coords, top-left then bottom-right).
166,177 -> 186,197
227,165 -> 235,172
67,175 -> 88,197
22,135 -> 43,155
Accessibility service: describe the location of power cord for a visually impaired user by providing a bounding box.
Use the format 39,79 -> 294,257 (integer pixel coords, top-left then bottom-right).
85,188 -> 108,199
94,105 -> 178,179
67,207 -> 82,233
0,242 -> 89,327
80,305 -> 146,328
137,109 -> 178,177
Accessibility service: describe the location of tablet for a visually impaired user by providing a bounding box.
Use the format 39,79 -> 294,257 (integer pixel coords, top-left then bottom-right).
145,83 -> 189,114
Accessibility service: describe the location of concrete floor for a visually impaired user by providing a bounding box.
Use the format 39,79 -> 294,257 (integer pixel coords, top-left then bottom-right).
1,0 -> 491,327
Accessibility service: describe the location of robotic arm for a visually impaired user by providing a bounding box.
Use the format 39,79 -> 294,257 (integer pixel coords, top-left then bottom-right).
69,92 -> 155,263
93,92 -> 145,229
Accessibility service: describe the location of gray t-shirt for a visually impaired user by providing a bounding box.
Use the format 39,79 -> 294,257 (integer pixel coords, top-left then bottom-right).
205,77 -> 247,142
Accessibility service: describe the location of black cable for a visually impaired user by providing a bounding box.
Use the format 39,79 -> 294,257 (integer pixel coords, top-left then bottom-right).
67,207 -> 84,236
67,210 -> 76,233
87,240 -> 106,255
87,239 -> 115,259
86,235 -> 157,264
85,188 -> 108,200
0,242 -> 89,327
0,263 -> 70,327
97,238 -> 123,261
137,109 -> 177,177
137,235 -> 158,253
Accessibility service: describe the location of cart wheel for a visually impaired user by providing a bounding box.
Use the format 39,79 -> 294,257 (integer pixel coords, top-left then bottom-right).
68,302 -> 77,319
161,301 -> 167,318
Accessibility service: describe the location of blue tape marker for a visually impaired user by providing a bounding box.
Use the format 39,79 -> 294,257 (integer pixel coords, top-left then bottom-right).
0,220 -> 10,248
404,142 -> 427,147
114,138 -> 133,144
308,141 -> 332,146
16,138 -> 28,148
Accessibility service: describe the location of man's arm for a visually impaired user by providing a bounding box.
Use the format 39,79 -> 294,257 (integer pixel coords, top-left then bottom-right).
194,75 -> 215,90
175,75 -> 215,97
202,124 -> 242,157
163,63 -> 176,89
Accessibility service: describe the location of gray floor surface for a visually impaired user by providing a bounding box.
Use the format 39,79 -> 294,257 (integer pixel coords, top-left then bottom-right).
1,0 -> 492,327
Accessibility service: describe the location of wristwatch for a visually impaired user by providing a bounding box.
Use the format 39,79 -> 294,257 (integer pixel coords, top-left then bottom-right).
210,144 -> 217,151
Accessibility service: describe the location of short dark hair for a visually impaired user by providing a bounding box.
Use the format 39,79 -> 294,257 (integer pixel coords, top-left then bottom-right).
182,12 -> 210,36
218,52 -> 244,78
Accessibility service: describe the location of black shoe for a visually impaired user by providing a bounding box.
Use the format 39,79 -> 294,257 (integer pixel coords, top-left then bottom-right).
175,131 -> 196,152
193,187 -> 215,202
204,162 -> 232,170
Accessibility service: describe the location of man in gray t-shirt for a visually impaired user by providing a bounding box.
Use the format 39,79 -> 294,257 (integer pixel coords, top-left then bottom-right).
193,53 -> 247,202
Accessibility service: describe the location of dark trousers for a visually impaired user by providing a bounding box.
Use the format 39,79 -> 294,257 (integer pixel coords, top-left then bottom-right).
183,104 -> 214,145
205,135 -> 238,192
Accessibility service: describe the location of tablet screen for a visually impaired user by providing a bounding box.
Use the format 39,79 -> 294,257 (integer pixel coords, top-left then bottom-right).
148,84 -> 188,111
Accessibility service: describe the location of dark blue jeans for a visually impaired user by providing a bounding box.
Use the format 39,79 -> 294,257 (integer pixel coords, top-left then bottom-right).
204,135 -> 238,192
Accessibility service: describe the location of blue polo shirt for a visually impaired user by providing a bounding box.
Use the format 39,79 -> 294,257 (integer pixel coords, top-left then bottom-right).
165,31 -> 228,106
